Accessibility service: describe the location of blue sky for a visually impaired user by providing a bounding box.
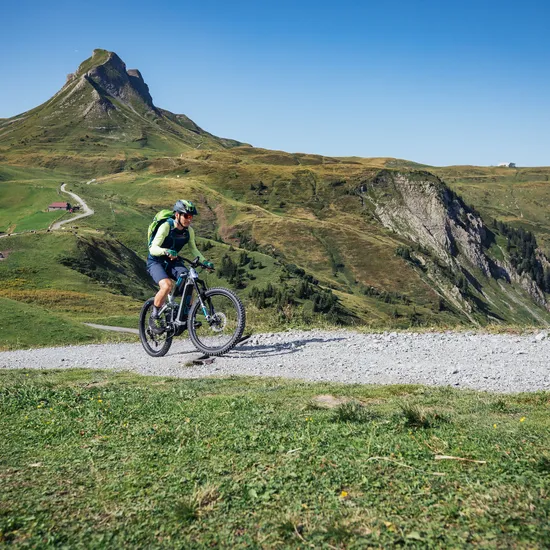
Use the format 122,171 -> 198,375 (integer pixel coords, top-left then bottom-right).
1,0 -> 549,166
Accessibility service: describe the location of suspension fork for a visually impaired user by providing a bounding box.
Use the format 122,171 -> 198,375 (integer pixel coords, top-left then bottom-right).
192,279 -> 212,320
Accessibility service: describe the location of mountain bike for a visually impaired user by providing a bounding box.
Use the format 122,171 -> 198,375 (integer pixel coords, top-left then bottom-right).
139,256 -> 246,357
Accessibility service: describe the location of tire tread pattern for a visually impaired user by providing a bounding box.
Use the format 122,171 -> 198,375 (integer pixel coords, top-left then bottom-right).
188,288 -> 246,356
139,298 -> 173,357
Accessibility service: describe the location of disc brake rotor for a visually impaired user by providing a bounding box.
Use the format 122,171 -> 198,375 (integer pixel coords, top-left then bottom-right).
209,312 -> 227,332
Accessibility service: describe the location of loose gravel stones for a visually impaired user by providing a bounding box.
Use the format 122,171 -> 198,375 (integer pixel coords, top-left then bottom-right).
1,330 -> 549,393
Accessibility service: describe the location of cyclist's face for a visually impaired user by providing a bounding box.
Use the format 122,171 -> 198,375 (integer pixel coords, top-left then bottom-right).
177,212 -> 192,227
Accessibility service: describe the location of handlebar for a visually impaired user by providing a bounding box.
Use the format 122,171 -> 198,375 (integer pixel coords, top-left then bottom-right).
181,256 -> 214,271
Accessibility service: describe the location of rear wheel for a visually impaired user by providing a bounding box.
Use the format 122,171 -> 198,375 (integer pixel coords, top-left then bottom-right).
139,298 -> 173,357
188,288 -> 245,356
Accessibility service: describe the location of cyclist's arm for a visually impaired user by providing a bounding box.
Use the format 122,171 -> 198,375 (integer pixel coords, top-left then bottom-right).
149,222 -> 172,257
186,226 -> 206,263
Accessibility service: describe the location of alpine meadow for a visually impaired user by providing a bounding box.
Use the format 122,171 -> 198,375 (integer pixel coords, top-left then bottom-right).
1,49 -> 550,349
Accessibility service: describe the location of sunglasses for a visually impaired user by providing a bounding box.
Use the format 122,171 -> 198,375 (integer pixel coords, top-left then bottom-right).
181,213 -> 193,219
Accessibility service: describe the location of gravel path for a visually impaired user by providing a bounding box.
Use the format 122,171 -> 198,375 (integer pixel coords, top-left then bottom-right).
1,330 -> 549,393
83,323 -> 139,335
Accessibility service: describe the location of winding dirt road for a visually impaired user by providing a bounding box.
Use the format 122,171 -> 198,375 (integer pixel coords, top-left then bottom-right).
50,183 -> 94,230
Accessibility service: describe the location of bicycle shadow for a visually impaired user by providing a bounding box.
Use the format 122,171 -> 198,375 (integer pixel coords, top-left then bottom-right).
168,336 -> 347,360
227,336 -> 348,358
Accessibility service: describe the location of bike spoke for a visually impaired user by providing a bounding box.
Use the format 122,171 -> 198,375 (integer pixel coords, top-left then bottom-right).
191,291 -> 243,353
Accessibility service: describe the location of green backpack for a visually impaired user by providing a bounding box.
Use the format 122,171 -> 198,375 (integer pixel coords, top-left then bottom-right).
147,209 -> 174,246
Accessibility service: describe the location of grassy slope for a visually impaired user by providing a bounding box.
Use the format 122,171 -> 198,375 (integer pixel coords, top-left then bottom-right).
432,165 -> 550,254
79,152 -> 550,324
0,197 -> 341,340
0,298 -> 136,350
1,369 -> 549,547
0,166 -> 73,232
67,166 -> 451,326
73,153 -> 440,300
0,231 -> 144,342
3,152 -> 550,350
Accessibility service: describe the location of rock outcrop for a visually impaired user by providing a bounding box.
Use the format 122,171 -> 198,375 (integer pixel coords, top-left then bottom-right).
364,170 -> 491,274
83,52 -> 155,111
359,169 -> 550,319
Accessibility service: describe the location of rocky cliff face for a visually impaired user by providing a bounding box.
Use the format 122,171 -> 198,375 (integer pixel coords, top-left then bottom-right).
363,171 -> 490,272
126,69 -> 154,107
359,169 -> 550,320
82,51 -> 155,111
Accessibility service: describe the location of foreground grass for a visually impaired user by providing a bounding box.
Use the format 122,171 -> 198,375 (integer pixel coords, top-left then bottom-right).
1,371 -> 549,548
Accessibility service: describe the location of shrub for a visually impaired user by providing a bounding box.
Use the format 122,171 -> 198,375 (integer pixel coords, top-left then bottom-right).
333,401 -> 378,423
399,403 -> 451,428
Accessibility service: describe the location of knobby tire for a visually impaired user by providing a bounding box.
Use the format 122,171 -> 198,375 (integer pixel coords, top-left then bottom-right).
188,287 -> 246,356
139,298 -> 173,357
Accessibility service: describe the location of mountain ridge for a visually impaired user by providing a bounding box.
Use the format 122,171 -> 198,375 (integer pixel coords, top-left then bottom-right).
0,49 -> 247,159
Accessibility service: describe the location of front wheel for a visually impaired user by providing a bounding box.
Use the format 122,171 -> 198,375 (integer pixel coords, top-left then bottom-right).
188,288 -> 246,356
139,298 -> 173,357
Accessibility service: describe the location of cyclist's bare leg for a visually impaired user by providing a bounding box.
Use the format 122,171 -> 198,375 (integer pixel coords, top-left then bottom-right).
154,278 -> 174,309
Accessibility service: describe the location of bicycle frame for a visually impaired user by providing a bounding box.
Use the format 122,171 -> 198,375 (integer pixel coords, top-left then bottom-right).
158,265 -> 211,331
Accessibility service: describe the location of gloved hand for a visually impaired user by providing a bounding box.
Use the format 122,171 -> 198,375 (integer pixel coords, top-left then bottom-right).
166,249 -> 178,259
203,260 -> 214,270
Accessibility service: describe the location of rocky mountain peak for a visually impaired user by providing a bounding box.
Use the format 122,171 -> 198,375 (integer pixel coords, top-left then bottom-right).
78,49 -> 155,109
0,48 -> 245,157
126,69 -> 154,108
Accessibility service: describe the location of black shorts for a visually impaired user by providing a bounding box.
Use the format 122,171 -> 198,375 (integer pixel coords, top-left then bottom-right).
147,257 -> 188,285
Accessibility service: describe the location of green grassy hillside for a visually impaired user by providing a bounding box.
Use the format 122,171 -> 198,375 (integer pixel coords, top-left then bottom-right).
0,166 -> 73,233
1,50 -> 550,349
3,148 -> 550,349
0,232 -> 145,338
0,297 -> 135,350
59,162 -> 455,321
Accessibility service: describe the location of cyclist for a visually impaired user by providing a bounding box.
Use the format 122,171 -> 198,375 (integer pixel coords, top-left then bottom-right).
147,200 -> 213,334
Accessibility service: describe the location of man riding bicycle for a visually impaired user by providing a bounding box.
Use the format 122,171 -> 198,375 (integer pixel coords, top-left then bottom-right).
147,199 -> 213,334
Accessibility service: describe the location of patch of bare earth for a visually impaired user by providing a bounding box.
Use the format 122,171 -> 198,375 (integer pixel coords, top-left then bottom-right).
311,395 -> 387,409
311,395 -> 356,409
